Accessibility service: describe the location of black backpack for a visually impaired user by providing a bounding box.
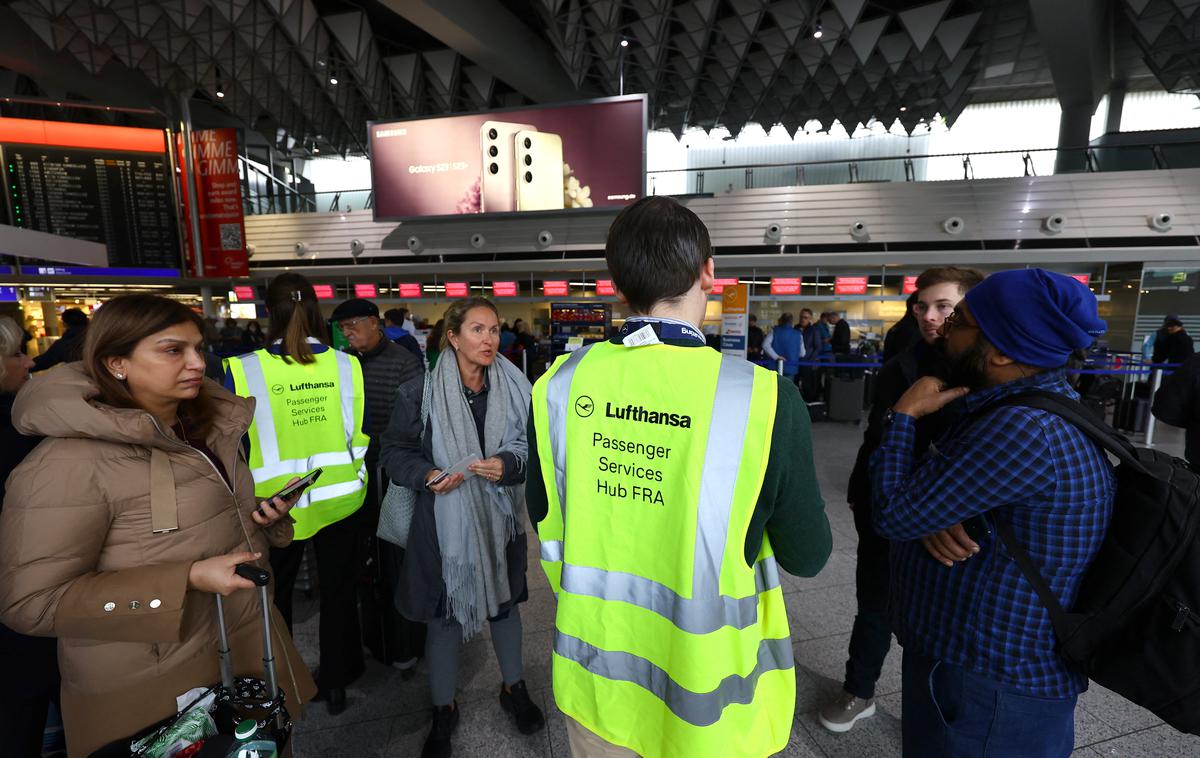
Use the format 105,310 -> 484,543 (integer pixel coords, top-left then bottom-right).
986,391 -> 1200,734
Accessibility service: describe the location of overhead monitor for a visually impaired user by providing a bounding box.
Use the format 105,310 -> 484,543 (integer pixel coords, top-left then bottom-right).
397,283 -> 422,298
835,276 -> 869,295
369,95 -> 646,221
444,282 -> 469,298
493,281 -> 518,297
771,277 -> 802,296
354,283 -> 378,298
313,284 -> 335,300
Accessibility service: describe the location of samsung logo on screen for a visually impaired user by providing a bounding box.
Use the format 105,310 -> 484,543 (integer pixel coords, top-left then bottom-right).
375,128 -> 408,138
607,193 -> 637,201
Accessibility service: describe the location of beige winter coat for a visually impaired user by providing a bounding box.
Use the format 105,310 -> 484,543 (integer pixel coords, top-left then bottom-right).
0,363 -> 316,756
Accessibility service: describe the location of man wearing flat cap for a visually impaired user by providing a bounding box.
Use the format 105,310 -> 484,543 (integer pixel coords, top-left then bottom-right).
869,269 -> 1115,756
330,297 -> 425,673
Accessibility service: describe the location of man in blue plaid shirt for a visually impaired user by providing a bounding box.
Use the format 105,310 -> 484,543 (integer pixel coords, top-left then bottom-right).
872,269 -> 1115,757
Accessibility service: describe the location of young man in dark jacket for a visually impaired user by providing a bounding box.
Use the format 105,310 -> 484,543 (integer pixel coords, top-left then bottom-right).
1152,316 -> 1195,366
31,307 -> 87,372
819,266 -> 984,733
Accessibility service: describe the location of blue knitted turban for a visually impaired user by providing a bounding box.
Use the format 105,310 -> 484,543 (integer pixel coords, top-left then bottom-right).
963,269 -> 1107,368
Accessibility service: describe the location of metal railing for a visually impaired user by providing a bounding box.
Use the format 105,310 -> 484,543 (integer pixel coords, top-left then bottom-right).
246,140 -> 1200,215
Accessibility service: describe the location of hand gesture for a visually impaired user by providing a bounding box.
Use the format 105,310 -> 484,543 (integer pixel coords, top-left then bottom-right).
920,524 -> 980,568
251,476 -> 304,527
426,469 -> 465,495
468,457 -> 505,484
188,552 -> 262,596
893,376 -> 969,420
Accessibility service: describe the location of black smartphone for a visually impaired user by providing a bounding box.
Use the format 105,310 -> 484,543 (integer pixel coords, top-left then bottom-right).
256,468 -> 322,516
963,514 -> 992,543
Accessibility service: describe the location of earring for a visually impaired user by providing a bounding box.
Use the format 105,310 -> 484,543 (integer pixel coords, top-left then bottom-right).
115,372 -> 125,380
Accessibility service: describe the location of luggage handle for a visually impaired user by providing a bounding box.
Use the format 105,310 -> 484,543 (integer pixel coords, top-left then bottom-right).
214,563 -> 279,704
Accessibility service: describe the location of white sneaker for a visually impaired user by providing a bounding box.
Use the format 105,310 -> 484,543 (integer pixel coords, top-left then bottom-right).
817,690 -> 877,733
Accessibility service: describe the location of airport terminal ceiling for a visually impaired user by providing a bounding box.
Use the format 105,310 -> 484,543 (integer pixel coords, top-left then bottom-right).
0,0 -> 1193,157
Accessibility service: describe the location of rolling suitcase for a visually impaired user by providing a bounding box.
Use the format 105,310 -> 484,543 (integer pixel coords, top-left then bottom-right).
133,563 -> 293,757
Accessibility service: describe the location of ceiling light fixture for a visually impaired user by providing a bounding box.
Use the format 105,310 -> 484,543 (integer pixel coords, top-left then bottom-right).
329,76 -> 338,85
899,105 -> 907,112
216,87 -> 225,99
813,20 -> 823,38
620,38 -> 629,48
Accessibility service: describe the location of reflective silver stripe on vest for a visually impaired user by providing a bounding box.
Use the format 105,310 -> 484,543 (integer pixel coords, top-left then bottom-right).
541,540 -> 564,563
238,353 -> 281,465
544,345 -> 594,517
334,351 -> 358,451
554,631 -> 794,727
548,354 -> 779,633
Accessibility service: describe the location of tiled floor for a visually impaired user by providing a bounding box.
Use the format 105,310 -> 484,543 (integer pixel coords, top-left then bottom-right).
287,419 -> 1197,757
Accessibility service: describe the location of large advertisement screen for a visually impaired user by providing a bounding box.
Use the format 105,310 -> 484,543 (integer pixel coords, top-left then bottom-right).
369,95 -> 646,221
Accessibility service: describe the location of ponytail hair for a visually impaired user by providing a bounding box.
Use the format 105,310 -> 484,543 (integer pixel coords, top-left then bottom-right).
265,273 -> 327,364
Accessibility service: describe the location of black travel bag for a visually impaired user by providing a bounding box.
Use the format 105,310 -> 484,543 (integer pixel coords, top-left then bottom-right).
985,391 -> 1200,734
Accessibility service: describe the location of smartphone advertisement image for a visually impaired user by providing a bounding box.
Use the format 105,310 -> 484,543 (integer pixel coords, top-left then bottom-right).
369,95 -> 646,221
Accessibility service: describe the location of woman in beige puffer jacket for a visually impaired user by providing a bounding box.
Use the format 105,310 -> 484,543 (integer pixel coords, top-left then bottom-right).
0,296 -> 316,756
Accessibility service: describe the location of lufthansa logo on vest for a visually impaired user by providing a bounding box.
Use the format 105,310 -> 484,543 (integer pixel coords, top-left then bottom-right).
606,402 -> 692,428
290,381 -> 335,391
574,395 -> 595,417
271,383 -> 285,395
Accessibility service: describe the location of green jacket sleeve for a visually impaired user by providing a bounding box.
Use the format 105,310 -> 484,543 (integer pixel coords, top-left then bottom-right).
743,376 -> 832,576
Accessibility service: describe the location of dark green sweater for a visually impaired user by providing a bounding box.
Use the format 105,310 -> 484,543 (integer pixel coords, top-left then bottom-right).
525,340 -> 832,577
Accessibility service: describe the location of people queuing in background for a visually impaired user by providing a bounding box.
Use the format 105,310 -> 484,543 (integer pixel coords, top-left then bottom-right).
510,318 -> 538,378
763,312 -> 804,381
873,270 -> 1114,756
384,307 -> 425,363
797,308 -> 824,404
380,297 -> 543,758
1153,350 -> 1200,470
747,313 -> 765,360
498,321 -> 517,354
1152,315 -> 1195,366
242,319 -> 266,349
824,266 -> 984,733
426,319 -> 446,370
0,316 -> 59,757
330,297 -> 426,678
883,292 -> 922,362
828,311 -> 852,355
31,307 -> 88,372
814,311 -> 834,359
203,316 -> 220,346
225,274 -> 370,716
0,296 -> 315,756
527,196 -> 831,757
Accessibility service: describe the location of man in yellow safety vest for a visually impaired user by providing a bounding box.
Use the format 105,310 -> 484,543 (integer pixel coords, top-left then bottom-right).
527,196 -> 832,757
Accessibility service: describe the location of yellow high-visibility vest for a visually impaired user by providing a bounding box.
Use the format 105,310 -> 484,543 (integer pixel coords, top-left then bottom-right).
532,338 -> 793,758
226,342 -> 369,540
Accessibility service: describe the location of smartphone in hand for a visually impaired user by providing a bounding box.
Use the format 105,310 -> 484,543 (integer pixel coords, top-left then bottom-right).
256,468 -> 322,517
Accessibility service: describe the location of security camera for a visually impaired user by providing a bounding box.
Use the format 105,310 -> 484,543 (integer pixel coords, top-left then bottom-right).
293,241 -> 308,257
849,220 -> 870,241
407,235 -> 423,253
537,230 -> 554,247
349,239 -> 365,258
245,243 -> 256,258
470,233 -> 486,249
1148,212 -> 1173,232
764,222 -> 783,242
1042,213 -> 1066,234
942,216 -> 965,235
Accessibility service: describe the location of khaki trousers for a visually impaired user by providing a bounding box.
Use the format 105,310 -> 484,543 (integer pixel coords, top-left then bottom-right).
566,716 -> 640,758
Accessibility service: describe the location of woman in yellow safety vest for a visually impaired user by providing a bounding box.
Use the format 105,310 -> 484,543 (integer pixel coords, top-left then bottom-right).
224,273 -> 370,715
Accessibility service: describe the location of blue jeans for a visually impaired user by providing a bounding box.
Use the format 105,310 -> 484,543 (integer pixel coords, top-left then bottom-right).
901,651 -> 1076,758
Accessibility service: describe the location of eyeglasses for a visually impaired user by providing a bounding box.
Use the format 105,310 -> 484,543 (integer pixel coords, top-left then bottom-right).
337,316 -> 371,333
942,309 -> 979,332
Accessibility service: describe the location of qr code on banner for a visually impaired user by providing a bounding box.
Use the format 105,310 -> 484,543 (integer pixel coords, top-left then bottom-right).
219,223 -> 244,251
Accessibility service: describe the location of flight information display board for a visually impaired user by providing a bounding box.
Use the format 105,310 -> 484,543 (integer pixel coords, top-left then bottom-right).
2,142 -> 178,269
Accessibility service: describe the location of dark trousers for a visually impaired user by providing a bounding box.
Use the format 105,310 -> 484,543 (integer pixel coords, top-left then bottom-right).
357,469 -> 427,666
270,507 -> 366,691
901,651 -> 1076,757
0,624 -> 59,758
843,498 -> 893,700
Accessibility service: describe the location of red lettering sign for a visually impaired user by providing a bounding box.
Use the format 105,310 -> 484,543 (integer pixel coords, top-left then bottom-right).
444,282 -> 469,298
232,285 -> 255,301
313,284 -> 335,300
354,284 -> 377,298
597,279 -> 615,296
835,276 -> 869,295
397,283 -> 422,298
493,281 -> 518,297
771,277 -> 802,295
543,280 -> 569,297
712,277 -> 739,295
1072,274 -> 1090,286
903,276 -> 919,294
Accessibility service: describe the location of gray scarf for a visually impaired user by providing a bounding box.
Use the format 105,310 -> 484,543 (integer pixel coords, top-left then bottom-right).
428,350 -> 531,639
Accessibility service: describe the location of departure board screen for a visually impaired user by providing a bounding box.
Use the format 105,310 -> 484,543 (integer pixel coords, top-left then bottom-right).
2,144 -> 179,269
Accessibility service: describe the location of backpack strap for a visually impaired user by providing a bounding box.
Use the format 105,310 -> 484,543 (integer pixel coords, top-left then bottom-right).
992,514 -> 1073,638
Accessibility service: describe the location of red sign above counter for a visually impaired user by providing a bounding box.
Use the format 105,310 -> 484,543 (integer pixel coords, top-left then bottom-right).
771,277 -> 802,296
597,279 -> 615,296
903,276 -> 919,294
493,281 -> 518,297
543,280 -> 569,297
354,284 -> 377,298
444,282 -> 469,298
397,283 -> 423,298
313,285 -> 335,300
712,277 -> 739,295
835,276 -> 869,295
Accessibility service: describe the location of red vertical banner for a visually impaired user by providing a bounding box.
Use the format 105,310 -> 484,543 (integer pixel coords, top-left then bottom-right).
180,128 -> 248,277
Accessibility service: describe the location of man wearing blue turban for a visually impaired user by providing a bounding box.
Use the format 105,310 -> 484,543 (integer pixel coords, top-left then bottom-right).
869,269 -> 1115,757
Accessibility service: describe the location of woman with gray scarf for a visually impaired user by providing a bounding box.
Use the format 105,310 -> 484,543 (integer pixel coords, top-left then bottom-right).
380,297 -> 544,758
